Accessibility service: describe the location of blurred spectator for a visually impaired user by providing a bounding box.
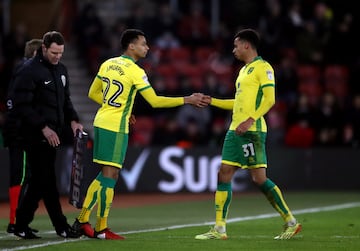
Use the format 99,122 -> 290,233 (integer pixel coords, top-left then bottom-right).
176,104 -> 211,133
201,72 -> 229,99
100,18 -> 128,60
311,2 -> 333,47
295,2 -> 332,64
152,74 -> 178,96
126,4 -> 156,42
212,21 -> 233,57
177,74 -> 196,96
275,54 -> 299,105
154,31 -> 181,50
295,20 -> 324,64
285,94 -> 317,148
152,2 -> 180,39
257,0 -> 284,64
73,3 -> 105,74
176,75 -> 211,143
177,1 -> 211,48
286,94 -> 317,128
267,103 -> 287,146
314,92 -> 342,146
325,13 -> 356,64
201,72 -> 231,121
342,94 -> 360,147
1,23 -> 30,106
177,117 -> 207,147
282,0 -> 304,48
151,116 -> 180,146
207,118 -> 227,148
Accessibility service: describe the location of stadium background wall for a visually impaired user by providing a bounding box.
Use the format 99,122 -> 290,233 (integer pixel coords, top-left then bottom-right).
0,146 -> 359,201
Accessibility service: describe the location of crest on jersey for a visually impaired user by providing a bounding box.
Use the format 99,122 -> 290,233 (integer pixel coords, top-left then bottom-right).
142,75 -> 150,84
266,70 -> 274,80
247,67 -> 254,74
61,75 -> 66,87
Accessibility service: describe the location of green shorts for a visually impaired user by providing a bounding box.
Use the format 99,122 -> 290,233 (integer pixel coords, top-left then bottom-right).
93,127 -> 128,169
221,130 -> 267,169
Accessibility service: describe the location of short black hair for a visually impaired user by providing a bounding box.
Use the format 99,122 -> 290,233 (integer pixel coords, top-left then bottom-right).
234,28 -> 260,49
42,31 -> 65,48
120,29 -> 145,50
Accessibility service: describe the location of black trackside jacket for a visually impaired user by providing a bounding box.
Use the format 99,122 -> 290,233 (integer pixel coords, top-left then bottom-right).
10,49 -> 79,144
2,58 -> 30,146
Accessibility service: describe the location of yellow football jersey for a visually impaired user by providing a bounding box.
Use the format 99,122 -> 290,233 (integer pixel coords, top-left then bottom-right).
89,55 -> 151,133
229,56 -> 275,132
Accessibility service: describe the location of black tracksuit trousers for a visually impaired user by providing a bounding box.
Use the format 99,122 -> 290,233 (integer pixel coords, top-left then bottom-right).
15,141 -> 68,231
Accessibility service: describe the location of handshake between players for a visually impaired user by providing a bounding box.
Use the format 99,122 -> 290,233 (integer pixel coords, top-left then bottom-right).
184,93 -> 212,108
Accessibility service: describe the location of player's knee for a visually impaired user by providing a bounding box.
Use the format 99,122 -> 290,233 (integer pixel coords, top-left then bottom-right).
251,176 -> 267,186
218,165 -> 236,182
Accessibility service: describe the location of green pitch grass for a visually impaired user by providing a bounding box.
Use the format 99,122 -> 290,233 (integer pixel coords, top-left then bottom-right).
1,191 -> 359,251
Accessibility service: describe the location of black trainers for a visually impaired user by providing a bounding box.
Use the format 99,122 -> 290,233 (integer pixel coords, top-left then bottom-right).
14,227 -> 41,239
8,223 -> 39,234
30,227 -> 39,233
56,224 -> 82,238
72,219 -> 94,238
7,223 -> 15,233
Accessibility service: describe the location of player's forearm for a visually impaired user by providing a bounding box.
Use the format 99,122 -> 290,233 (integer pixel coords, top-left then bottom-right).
210,98 -> 234,110
141,88 -> 183,108
250,99 -> 275,120
250,87 -> 275,120
149,96 -> 184,107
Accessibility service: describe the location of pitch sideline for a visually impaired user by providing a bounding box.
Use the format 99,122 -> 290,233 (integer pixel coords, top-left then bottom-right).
2,202 -> 360,251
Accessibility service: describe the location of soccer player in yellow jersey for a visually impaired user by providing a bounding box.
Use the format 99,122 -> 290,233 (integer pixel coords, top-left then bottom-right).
195,29 -> 302,240
72,29 -> 209,240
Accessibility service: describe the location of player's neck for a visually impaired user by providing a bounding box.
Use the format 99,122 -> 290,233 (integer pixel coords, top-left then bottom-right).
244,52 -> 258,64
122,52 -> 138,62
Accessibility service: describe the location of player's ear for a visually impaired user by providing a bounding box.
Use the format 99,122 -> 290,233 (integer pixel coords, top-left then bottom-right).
243,41 -> 250,49
129,43 -> 135,50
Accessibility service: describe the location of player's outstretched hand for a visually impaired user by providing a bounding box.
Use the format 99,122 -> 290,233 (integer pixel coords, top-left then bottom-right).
185,93 -> 211,108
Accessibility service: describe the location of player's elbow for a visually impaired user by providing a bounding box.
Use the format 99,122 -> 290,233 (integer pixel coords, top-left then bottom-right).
269,99 -> 275,108
88,93 -> 102,105
88,93 -> 96,102
265,96 -> 275,109
88,91 -> 93,99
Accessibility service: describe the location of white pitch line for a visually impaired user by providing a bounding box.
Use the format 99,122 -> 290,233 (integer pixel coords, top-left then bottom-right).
2,202 -> 360,251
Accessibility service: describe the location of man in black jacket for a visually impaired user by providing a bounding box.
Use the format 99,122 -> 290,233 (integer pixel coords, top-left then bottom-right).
10,31 -> 83,239
3,38 -> 42,234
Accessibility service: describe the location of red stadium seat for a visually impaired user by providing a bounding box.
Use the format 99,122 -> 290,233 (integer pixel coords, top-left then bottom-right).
296,64 -> 321,84
296,65 -> 323,104
130,116 -> 155,146
156,64 -> 177,77
194,47 -> 216,62
167,47 -> 192,62
323,65 -> 349,98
